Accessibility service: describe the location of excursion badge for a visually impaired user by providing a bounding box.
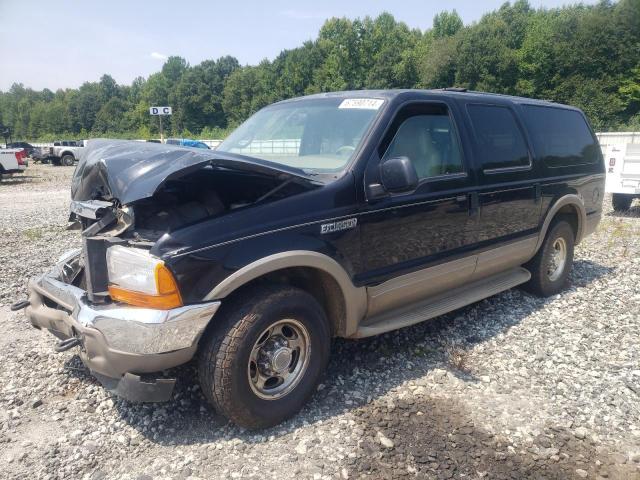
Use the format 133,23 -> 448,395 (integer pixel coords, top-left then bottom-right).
320,218 -> 358,234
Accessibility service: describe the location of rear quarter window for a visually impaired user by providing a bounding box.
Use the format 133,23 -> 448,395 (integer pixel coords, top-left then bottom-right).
466,104 -> 530,171
520,105 -> 600,167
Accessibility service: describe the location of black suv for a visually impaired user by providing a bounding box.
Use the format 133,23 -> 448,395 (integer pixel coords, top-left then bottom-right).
20,90 -> 604,428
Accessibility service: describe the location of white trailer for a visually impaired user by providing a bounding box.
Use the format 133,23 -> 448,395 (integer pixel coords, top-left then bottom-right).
597,132 -> 640,211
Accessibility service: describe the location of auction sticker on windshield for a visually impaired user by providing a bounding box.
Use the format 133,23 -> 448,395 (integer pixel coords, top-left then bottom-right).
339,98 -> 384,110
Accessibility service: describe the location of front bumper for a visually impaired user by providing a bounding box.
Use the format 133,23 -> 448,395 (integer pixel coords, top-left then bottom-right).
25,250 -> 220,401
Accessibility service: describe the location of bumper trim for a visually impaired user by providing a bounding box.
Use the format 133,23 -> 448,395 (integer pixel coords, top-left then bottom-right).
28,272 -> 220,355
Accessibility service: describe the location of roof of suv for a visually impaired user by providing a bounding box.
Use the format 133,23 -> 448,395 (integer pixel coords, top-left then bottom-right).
276,89 -> 574,110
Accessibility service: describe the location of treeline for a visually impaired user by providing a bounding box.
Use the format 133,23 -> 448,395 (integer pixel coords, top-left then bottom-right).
1,0 -> 639,141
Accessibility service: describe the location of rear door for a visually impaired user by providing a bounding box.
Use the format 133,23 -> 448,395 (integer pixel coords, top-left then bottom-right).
463,102 -> 541,277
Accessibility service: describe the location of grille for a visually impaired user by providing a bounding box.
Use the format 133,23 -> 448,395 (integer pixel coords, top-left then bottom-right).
82,237 -> 111,302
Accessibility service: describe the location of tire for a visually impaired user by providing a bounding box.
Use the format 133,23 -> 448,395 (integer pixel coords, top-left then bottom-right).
612,193 -> 633,212
523,220 -> 575,297
61,154 -> 75,166
198,284 -> 331,429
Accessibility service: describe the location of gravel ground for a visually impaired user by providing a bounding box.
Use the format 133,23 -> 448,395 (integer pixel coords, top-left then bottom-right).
1,163 -> 639,480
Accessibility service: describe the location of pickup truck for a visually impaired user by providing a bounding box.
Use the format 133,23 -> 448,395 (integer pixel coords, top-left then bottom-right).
17,90 -> 604,429
40,140 -> 86,166
0,147 -> 28,180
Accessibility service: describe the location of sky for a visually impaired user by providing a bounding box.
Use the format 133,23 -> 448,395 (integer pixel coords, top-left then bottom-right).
0,0 -> 598,92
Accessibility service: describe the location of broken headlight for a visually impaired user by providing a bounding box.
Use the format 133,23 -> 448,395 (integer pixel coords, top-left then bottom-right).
106,245 -> 182,310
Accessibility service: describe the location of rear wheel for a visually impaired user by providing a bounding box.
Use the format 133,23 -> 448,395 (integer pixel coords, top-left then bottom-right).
61,154 -> 75,166
198,285 -> 330,429
612,193 -> 633,212
523,220 -> 575,297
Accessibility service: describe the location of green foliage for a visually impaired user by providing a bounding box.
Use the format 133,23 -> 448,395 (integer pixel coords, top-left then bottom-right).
620,66 -> 640,112
1,1 -> 640,141
432,10 -> 463,38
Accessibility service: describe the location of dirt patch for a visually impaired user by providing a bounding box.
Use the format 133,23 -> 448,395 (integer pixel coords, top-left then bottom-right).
349,395 -> 638,479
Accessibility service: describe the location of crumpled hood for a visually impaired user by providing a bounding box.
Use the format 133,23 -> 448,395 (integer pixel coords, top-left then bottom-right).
71,139 -> 314,205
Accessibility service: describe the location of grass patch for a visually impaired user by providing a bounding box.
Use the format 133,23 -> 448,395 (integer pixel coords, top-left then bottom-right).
24,227 -> 45,240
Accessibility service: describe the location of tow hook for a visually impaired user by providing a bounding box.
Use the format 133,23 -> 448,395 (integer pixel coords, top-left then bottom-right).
10,300 -> 30,311
55,337 -> 81,353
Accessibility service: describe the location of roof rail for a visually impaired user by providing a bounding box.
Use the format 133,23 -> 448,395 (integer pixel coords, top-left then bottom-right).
442,87 -> 467,92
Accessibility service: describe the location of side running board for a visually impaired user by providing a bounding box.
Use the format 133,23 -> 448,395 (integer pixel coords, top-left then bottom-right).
352,267 -> 531,338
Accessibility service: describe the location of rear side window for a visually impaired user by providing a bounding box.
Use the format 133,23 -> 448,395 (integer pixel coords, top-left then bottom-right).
467,104 -> 530,171
521,105 -> 599,167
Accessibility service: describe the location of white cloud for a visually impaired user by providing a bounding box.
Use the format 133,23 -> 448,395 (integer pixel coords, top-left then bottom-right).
279,9 -> 326,20
150,52 -> 168,61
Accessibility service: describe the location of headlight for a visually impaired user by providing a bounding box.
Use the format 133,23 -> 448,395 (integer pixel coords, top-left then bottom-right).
106,245 -> 182,310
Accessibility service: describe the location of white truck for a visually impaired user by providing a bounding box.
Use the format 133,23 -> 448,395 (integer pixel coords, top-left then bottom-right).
40,140 -> 86,166
598,132 -> 640,211
0,147 -> 28,181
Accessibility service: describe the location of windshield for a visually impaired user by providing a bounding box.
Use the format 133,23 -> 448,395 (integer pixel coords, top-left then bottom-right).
217,97 -> 384,173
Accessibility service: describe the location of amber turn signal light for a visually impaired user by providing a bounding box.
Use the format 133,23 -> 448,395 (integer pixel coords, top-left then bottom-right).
108,263 -> 183,310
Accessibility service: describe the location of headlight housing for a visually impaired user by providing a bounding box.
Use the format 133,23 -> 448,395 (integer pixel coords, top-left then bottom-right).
106,245 -> 182,310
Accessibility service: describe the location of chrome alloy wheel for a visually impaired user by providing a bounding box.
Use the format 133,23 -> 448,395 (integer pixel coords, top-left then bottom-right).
547,237 -> 567,281
247,319 -> 310,400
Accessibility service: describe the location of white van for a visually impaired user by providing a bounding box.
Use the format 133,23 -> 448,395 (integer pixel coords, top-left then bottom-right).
597,132 -> 640,211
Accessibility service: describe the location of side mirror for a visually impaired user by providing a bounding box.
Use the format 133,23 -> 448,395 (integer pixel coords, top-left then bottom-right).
380,156 -> 419,193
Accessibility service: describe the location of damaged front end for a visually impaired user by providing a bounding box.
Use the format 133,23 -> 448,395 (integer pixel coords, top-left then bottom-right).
22,139 -> 318,402
24,247 -> 220,401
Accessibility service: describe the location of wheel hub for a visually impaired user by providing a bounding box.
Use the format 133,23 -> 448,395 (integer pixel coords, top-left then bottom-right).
270,347 -> 293,373
547,237 -> 567,281
248,319 -> 310,400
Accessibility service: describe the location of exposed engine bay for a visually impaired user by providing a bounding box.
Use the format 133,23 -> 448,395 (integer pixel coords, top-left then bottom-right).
69,139 -> 321,242
129,168 -> 311,240
71,167 -> 314,241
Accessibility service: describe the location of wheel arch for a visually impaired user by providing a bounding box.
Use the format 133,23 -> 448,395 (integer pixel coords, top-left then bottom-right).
536,195 -> 586,253
204,251 -> 367,338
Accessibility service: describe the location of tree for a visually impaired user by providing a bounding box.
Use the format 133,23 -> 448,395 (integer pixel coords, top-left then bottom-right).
619,66 -> 640,114
93,97 -> 129,133
432,10 -> 463,38
172,56 -> 240,132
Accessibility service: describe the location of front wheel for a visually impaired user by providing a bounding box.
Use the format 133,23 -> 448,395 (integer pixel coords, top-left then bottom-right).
198,285 -> 330,429
523,220 -> 575,297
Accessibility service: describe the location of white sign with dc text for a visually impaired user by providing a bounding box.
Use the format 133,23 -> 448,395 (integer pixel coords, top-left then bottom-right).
149,106 -> 172,115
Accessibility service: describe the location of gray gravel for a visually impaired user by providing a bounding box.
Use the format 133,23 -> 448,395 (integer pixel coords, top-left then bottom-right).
1,164 -> 639,479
